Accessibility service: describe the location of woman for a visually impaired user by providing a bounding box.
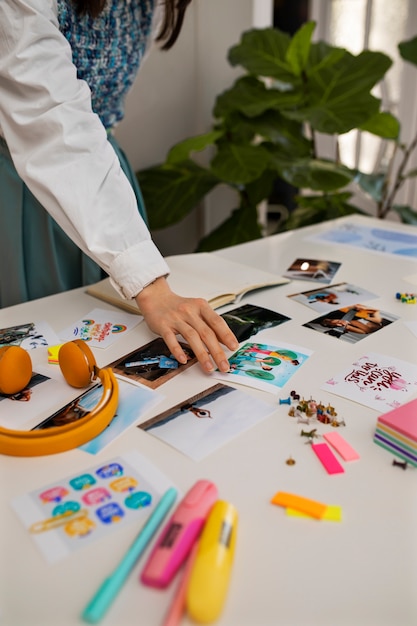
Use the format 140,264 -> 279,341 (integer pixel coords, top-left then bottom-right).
0,0 -> 238,373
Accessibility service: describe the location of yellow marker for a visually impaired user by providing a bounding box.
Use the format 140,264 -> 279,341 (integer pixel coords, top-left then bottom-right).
270,491 -> 327,519
29,509 -> 88,533
286,505 -> 342,522
186,500 -> 238,623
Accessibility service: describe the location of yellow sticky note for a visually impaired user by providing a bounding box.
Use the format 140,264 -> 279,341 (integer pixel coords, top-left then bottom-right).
47,344 -> 64,364
286,505 -> 342,522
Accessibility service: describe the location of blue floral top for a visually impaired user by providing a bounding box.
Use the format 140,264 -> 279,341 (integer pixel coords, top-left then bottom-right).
58,0 -> 154,129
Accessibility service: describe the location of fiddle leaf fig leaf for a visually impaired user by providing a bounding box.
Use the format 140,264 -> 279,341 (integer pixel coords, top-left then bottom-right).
210,143 -> 271,185
167,131 -> 223,164
399,35 -> 417,66
228,28 -> 295,82
137,161 -> 220,229
286,21 -> 316,76
360,112 -> 400,139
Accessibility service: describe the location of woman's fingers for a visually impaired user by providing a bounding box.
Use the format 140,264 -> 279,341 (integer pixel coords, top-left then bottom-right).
135,277 -> 238,373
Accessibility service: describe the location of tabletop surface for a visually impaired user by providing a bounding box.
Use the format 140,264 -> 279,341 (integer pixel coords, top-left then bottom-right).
1,214 -> 416,626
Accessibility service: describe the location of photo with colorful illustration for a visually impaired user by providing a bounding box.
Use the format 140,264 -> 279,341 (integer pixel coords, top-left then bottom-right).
58,308 -> 141,348
214,341 -> 312,394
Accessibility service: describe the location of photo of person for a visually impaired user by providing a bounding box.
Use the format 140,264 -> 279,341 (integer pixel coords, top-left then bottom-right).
33,387 -> 94,430
221,303 -> 291,342
288,282 -> 378,313
0,372 -> 49,403
107,337 -> 196,389
139,383 -> 275,461
303,304 -> 399,344
283,258 -> 341,284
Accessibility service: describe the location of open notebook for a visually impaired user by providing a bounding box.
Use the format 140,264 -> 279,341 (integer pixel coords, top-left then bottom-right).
86,252 -> 289,314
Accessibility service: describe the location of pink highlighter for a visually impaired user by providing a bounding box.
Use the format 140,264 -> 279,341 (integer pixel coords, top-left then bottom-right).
140,479 -> 218,589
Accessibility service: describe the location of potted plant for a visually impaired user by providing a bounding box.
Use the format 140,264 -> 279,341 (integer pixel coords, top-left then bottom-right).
136,21 -> 417,252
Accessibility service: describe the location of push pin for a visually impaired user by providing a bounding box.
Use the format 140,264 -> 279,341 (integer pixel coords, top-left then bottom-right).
279,397 -> 291,405
300,428 -> 319,441
285,456 -> 296,466
392,459 -> 408,470
396,292 -> 416,303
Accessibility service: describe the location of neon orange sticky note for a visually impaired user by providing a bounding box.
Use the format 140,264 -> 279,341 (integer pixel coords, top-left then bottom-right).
270,491 -> 327,519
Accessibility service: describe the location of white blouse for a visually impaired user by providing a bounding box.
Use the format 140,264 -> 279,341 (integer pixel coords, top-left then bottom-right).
0,0 -> 170,300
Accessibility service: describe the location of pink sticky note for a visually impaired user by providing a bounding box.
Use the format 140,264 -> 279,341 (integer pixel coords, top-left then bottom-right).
311,443 -> 344,474
377,398 -> 417,441
323,431 -> 360,461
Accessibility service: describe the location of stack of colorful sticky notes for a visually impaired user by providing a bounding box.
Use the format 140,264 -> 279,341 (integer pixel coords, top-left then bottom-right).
374,398 -> 417,467
47,344 -> 64,364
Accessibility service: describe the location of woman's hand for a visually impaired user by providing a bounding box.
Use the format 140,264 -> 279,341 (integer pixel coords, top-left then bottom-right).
135,277 -> 239,373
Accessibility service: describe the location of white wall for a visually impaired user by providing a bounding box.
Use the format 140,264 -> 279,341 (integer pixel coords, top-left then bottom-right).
115,0 -> 273,255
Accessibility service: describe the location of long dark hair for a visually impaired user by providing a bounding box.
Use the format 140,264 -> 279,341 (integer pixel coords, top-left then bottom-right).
72,0 -> 193,50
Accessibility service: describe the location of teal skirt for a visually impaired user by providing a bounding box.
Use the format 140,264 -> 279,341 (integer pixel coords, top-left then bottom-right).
0,134 -> 147,308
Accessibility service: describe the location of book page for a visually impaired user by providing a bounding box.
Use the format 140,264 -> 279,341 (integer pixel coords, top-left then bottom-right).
86,252 -> 288,312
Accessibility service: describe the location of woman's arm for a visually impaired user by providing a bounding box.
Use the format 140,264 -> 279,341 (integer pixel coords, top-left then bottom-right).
0,0 -> 238,372
0,0 -> 169,298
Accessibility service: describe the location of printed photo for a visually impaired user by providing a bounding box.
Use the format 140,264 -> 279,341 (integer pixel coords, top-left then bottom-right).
140,383 -> 276,460
33,387 -> 96,430
288,282 -> 378,313
107,337 -> 196,389
213,341 -> 312,394
283,258 -> 341,284
221,303 -> 291,342
0,321 -> 59,349
303,304 -> 399,344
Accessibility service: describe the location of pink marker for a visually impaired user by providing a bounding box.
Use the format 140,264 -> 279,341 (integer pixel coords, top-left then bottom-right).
140,479 -> 218,589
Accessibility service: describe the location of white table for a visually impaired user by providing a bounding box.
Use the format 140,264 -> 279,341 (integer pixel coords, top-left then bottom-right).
1,215 -> 416,626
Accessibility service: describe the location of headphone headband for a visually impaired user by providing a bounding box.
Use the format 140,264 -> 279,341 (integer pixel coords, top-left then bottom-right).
0,341 -> 119,457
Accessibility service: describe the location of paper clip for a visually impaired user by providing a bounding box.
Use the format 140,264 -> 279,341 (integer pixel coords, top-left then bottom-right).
29,509 -> 88,534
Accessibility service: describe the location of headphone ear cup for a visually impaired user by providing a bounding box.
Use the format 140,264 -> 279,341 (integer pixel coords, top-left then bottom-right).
58,340 -> 97,388
0,346 -> 32,395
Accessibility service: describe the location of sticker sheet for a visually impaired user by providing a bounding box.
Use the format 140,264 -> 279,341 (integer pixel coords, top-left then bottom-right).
140,383 -> 276,460
321,353 -> 417,411
12,451 -> 175,564
58,308 -> 141,348
213,341 -> 312,394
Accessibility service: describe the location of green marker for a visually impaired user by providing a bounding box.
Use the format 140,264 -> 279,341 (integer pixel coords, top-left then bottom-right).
82,486 -> 178,624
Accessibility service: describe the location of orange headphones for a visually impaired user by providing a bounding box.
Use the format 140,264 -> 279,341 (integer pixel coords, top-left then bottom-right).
0,340 -> 118,457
